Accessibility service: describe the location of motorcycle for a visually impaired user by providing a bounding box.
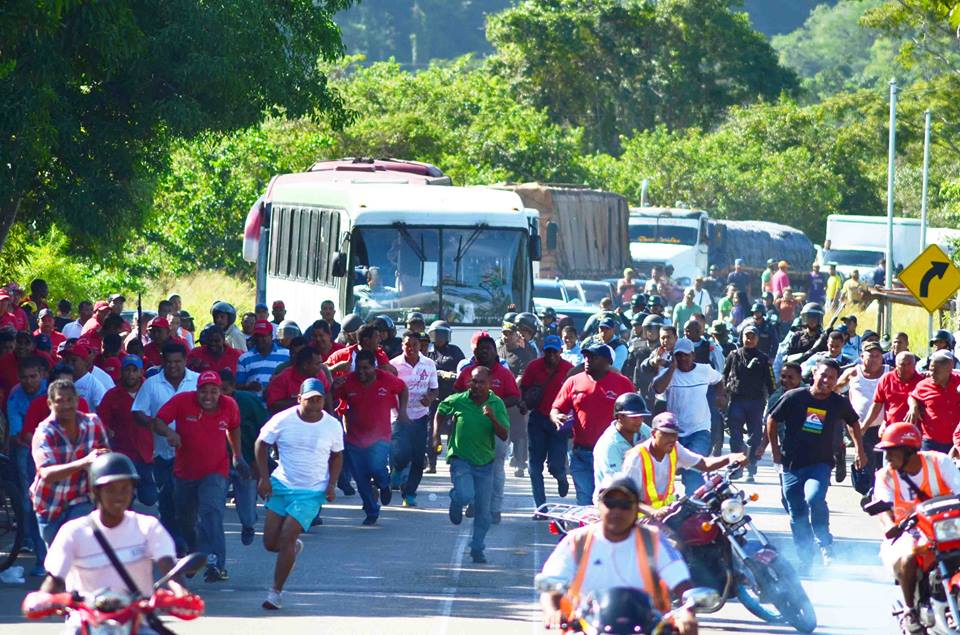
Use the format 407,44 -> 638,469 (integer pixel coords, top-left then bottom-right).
535,465 -> 817,634
22,552 -> 206,634
662,466 -> 817,634
534,576 -> 720,635
866,495 -> 960,634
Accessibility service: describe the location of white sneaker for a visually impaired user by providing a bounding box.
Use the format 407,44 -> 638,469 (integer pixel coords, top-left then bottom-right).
262,589 -> 283,610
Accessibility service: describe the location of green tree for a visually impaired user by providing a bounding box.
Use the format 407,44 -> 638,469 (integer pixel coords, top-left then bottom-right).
0,0 -> 353,252
487,0 -> 798,153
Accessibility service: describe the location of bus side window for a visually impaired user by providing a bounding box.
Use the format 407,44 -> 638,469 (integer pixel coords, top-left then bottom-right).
317,209 -> 328,283
306,209 -> 319,282
546,222 -> 558,251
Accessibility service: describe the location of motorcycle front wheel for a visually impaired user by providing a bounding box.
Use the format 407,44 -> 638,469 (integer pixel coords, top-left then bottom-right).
765,558 -> 818,634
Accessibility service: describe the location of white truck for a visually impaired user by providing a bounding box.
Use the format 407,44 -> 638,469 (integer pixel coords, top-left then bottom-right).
819,214 -> 922,278
629,207 -> 815,285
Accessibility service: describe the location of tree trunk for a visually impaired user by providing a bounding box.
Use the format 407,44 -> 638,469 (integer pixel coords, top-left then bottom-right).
0,197 -> 21,251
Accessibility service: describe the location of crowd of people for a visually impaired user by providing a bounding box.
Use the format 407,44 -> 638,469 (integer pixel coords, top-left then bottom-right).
1,263 -> 957,631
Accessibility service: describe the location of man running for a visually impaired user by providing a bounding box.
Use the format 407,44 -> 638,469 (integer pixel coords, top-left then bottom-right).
256,378 -> 343,610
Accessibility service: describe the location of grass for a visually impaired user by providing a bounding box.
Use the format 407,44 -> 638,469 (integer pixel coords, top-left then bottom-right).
141,270 -> 255,322
837,299 -> 950,352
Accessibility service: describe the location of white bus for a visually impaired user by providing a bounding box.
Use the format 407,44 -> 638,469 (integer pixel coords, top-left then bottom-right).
243,173 -> 538,348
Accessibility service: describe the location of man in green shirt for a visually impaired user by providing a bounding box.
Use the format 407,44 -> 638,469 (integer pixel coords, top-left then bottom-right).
435,366 -> 509,564
221,369 -> 269,545
671,287 -> 701,329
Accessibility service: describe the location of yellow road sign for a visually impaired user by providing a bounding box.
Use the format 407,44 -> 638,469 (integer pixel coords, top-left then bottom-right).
898,244 -> 960,313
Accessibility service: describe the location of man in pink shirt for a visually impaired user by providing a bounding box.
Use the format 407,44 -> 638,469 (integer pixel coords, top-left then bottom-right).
771,261 -> 791,298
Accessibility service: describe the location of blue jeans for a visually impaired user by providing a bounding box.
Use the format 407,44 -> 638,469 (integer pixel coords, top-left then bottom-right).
678,430 -> 711,494
229,468 -> 258,529
344,441 -> 391,518
12,443 -> 46,565
569,447 -> 595,505
781,462 -> 833,561
153,457 -> 183,552
727,398 -> 765,475
174,473 -> 228,569
493,437 -> 508,514
528,412 -> 568,508
39,502 -> 94,547
390,416 -> 429,497
132,461 -> 158,507
449,457 -> 494,553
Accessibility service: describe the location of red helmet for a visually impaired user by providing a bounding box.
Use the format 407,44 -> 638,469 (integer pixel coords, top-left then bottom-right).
875,422 -> 922,451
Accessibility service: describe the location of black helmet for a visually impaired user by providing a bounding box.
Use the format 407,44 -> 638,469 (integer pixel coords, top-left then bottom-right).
341,314 -> 364,334
90,452 -> 139,488
372,315 -> 396,337
800,302 -> 824,317
750,301 -> 765,314
631,293 -> 648,308
630,312 -> 649,326
931,329 -> 954,347
210,300 -> 237,325
641,314 -> 664,328
613,392 -> 649,416
540,307 -> 557,319
587,587 -> 660,635
515,312 -> 539,333
428,319 -> 451,334
648,295 -> 664,307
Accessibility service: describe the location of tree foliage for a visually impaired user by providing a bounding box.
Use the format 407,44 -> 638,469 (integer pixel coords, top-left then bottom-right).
0,0 -> 354,253
487,0 -> 799,153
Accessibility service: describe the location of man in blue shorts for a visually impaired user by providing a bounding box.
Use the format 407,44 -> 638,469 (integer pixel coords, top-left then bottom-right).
255,378 -> 344,610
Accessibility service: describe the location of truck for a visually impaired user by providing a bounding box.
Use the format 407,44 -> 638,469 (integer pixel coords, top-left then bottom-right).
818,214 -> 922,278
628,207 -> 816,285
496,183 -> 631,280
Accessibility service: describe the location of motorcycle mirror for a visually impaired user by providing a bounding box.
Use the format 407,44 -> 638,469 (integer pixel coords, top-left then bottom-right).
682,587 -> 721,612
534,574 -> 569,594
862,499 -> 893,516
154,553 -> 208,590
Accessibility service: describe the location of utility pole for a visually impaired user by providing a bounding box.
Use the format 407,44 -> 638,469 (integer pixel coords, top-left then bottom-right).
884,79 -> 897,337
921,109 -> 933,348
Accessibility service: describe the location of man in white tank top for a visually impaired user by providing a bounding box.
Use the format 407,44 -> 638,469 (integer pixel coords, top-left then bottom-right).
836,341 -> 888,491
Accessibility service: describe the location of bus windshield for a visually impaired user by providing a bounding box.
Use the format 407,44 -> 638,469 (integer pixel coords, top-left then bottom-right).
348,226 -> 528,327
629,220 -> 699,246
822,248 -> 885,267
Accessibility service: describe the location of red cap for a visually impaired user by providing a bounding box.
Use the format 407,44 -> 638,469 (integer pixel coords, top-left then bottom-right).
93,300 -> 110,312
0,290 -> 9,301
149,316 -> 170,330
197,370 -> 222,387
253,319 -> 274,336
272,300 -> 285,309
470,330 -> 493,350
65,343 -> 92,359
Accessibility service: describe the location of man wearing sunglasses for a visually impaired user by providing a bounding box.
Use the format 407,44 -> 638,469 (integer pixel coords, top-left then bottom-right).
536,476 -> 697,634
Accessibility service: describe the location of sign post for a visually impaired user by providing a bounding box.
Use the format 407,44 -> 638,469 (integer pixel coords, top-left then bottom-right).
899,244 -> 960,315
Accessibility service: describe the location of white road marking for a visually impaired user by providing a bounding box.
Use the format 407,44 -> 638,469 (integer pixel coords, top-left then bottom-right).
436,527 -> 471,635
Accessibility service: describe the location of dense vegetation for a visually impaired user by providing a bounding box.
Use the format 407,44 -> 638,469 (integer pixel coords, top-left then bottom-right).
4,0 -> 960,300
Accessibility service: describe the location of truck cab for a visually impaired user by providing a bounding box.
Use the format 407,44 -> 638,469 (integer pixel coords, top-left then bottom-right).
628,208 -> 710,286
820,214 -> 922,279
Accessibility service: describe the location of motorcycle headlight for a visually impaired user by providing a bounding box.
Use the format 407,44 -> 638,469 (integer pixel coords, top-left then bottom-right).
720,498 -> 745,525
934,517 -> 960,542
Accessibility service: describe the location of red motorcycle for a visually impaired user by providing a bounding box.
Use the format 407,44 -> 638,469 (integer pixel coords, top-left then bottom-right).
867,495 -> 960,634
22,552 -> 206,634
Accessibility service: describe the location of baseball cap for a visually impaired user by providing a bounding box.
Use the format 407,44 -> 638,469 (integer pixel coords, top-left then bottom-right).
148,316 -> 170,330
300,377 -> 326,398
652,412 -> 681,434
582,344 -> 614,362
121,355 -> 143,370
542,335 -> 562,352
766,258 -> 776,266
108,293 -> 125,303
272,300 -> 285,309
862,329 -> 879,341
863,341 -> 883,353
178,310 -> 192,320
93,300 -> 110,312
254,303 -> 269,313
741,325 -> 759,336
37,308 -> 53,319
597,475 -> 640,502
0,290 -> 9,301
734,258 -> 744,266
673,337 -> 695,355
471,330 -> 494,350
599,316 -> 618,330
197,370 -> 221,387
64,342 -> 92,359
501,320 -> 517,332
253,319 -> 274,336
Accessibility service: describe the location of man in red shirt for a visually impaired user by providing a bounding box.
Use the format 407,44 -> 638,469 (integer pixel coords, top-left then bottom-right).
325,324 -> 397,378
551,344 -> 636,504
186,326 -> 241,374
0,289 -> 29,332
143,317 -> 174,368
80,300 -> 111,342
0,330 -> 43,397
154,371 -> 244,582
865,351 -> 924,436
452,332 -> 522,524
96,356 -> 157,507
34,308 -> 65,353
307,320 -> 342,362
907,350 -> 960,453
337,350 -> 409,525
265,347 -> 333,414
520,335 -> 574,509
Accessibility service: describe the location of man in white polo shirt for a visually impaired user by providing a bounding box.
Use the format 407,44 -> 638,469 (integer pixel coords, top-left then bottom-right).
651,337 -> 726,493
390,330 -> 439,507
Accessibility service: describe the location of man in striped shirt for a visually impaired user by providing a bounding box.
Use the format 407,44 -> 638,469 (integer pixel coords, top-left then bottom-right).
237,320 -> 290,401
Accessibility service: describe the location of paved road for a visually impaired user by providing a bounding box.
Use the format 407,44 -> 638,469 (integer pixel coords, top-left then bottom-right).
1,457 -> 900,634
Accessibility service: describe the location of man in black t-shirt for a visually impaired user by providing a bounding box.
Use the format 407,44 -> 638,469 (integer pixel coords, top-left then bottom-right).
767,358 -> 867,573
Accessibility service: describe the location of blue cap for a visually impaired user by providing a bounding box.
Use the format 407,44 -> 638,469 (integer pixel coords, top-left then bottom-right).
583,344 -> 614,362
542,335 -> 562,351
599,316 -> 618,330
121,355 -> 143,370
734,258 -> 744,265
299,378 -> 326,398
255,303 -> 269,312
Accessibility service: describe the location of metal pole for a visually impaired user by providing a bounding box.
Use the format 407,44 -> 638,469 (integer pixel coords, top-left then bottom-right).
884,79 -> 897,337
921,109 -> 934,349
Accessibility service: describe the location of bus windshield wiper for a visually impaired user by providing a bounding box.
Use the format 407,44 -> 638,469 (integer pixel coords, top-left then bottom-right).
393,223 -> 427,262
